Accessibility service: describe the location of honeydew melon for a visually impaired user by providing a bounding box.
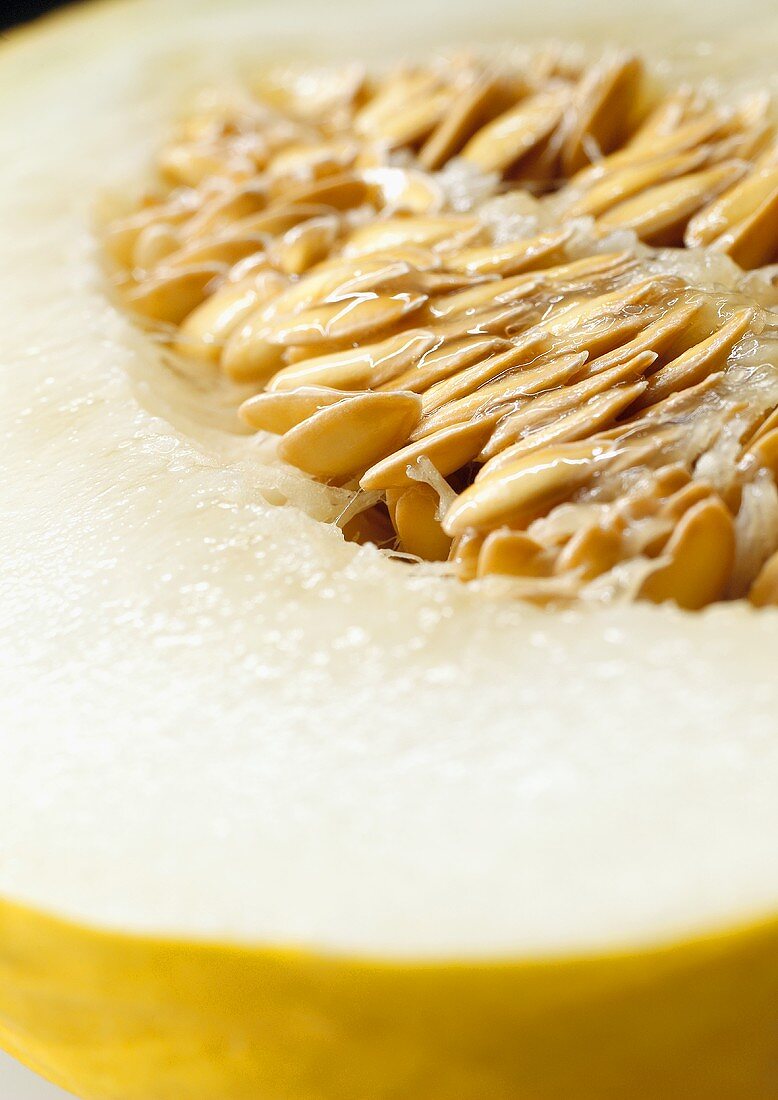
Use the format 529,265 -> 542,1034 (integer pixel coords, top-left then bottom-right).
2,1 -> 778,1097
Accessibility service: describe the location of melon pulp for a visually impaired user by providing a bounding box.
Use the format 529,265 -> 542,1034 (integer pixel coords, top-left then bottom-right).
1,0 -> 778,1098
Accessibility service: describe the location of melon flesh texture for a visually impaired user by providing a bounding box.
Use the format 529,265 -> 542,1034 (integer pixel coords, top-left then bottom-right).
1,0 -> 778,974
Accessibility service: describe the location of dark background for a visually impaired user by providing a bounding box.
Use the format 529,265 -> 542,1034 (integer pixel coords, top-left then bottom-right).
1,0 -> 73,31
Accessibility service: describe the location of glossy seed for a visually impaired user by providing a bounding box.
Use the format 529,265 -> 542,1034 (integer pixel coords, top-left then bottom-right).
532,251 -> 637,286
479,352 -> 656,459
561,54 -> 643,175
176,271 -> 286,361
573,112 -> 727,185
417,351 -> 590,438
639,497 -> 735,610
124,264 -> 224,324
746,404 -> 778,448
653,464 -> 693,495
269,140 -> 358,183
374,90 -> 454,147
265,292 -> 426,347
598,161 -> 746,245
269,216 -> 340,275
434,341 -> 587,418
639,372 -> 725,420
449,530 -> 485,582
661,482 -> 713,522
575,298 -> 706,379
749,549 -> 778,607
443,440 -> 618,536
260,254 -> 423,322
443,228 -> 572,277
387,335 -> 511,392
543,278 -> 668,340
625,90 -> 701,150
355,69 -> 444,136
566,148 -> 708,219
267,330 -> 438,392
278,172 -> 371,211
461,88 -> 569,173
343,215 -> 479,257
417,335 -> 556,414
158,231 -> 265,273
480,381 -> 647,469
631,309 -> 753,411
555,523 -> 624,580
221,326 -> 287,382
361,418 -> 493,491
478,530 -> 551,577
279,391 -> 422,480
693,167 -> 778,269
419,76 -> 514,169
389,483 -> 452,561
103,202 -> 195,267
132,222 -> 180,270
747,428 -> 778,479
553,306 -> 662,363
223,203 -> 335,240
425,272 -> 543,320
239,387 -> 359,434
686,167 -> 778,242
432,301 -> 539,343
186,184 -> 268,238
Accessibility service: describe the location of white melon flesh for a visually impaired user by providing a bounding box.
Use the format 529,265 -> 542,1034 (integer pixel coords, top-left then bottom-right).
1,0 -> 778,975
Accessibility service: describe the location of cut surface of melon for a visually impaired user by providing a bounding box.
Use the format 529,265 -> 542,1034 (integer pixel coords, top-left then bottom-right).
4,4 -> 778,1099
2,0 -> 778,975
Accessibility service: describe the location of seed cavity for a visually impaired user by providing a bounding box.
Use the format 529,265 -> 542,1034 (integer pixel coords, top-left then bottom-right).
103,46 -> 778,610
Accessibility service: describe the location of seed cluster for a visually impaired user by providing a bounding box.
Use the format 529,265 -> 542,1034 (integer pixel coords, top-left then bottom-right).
103,47 -> 778,609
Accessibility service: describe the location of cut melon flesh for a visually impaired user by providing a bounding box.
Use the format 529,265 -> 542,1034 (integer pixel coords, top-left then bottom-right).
2,1 -> 778,1097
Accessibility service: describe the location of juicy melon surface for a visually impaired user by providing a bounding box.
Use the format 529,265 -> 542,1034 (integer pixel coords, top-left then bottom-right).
0,0 -> 778,962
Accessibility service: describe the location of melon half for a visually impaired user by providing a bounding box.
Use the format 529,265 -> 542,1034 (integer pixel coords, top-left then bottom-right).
2,0 -> 778,1097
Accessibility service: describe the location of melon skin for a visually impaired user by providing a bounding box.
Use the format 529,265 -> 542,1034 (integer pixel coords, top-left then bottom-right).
0,899 -> 776,1100
3,1 -> 778,1099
